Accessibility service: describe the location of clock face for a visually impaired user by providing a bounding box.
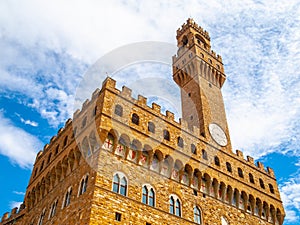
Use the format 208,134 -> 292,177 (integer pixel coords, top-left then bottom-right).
208,123 -> 228,146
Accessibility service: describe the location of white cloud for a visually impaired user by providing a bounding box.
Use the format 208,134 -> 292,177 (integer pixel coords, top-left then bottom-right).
13,191 -> 25,196
15,113 -> 38,127
0,111 -> 43,169
280,175 -> 300,223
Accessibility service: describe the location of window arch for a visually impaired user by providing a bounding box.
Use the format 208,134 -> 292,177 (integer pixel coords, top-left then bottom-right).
112,172 -> 127,196
163,129 -> 170,141
81,116 -> 87,128
79,175 -> 89,196
177,137 -> 184,148
259,178 -> 265,189
194,206 -> 202,224
191,144 -> 197,154
38,208 -> 46,225
142,185 -> 155,207
49,200 -> 58,219
202,149 -> 208,160
131,113 -> 139,125
249,173 -> 255,184
214,156 -> 220,166
226,162 -> 232,172
169,195 -> 181,217
114,104 -> 123,116
238,168 -> 244,178
63,187 -> 72,208
148,122 -> 155,133
63,136 -> 68,147
269,184 -> 275,194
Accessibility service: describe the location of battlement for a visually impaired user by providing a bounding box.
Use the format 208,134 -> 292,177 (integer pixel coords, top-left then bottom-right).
1,203 -> 25,223
177,18 -> 210,41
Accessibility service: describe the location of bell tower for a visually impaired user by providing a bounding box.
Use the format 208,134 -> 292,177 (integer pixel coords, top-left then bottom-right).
172,18 -> 231,150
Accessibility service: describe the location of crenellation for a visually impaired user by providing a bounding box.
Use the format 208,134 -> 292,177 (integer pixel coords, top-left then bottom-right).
165,110 -> 174,120
267,167 -> 275,177
247,155 -> 254,164
92,88 -> 100,99
151,102 -> 161,114
58,127 -> 64,135
82,98 -> 90,110
73,109 -> 81,119
256,161 -> 265,171
1,212 -> 9,222
43,144 -> 49,152
236,149 -> 244,159
11,208 -> 17,215
102,76 -> 116,89
121,85 -> 132,98
137,95 -> 147,105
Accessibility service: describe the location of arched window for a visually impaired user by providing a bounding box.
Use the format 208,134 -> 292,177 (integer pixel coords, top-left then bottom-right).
194,206 -> 202,224
114,104 -> 123,117
47,153 -> 52,164
191,144 -> 197,154
238,168 -> 244,178
269,184 -> 275,194
177,137 -> 184,148
163,129 -> 170,141
112,173 -> 127,196
148,122 -> 155,133
81,116 -> 87,128
55,145 -> 59,155
131,113 -> 139,125
63,187 -> 72,207
40,161 -> 44,172
259,179 -> 265,189
79,175 -> 89,195
38,208 -> 46,225
249,173 -> 255,184
63,136 -> 68,147
214,156 -> 220,166
142,185 -> 155,207
49,200 -> 58,218
93,106 -> 97,116
202,149 -> 208,160
103,133 -> 114,151
226,162 -> 232,172
169,195 -> 181,217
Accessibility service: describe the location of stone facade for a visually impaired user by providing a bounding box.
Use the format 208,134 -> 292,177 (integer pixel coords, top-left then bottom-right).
1,19 -> 285,225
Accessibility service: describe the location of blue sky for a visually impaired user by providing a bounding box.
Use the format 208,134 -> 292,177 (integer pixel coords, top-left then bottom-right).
0,0 -> 300,224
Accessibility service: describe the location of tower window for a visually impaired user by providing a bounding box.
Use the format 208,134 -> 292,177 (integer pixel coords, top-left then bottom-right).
269,184 -> 275,194
49,200 -> 58,218
55,145 -> 60,155
131,113 -> 139,125
170,195 -> 181,217
188,93 -> 191,97
191,144 -> 197,155
177,137 -> 184,148
226,162 -> 232,173
81,116 -> 87,128
238,168 -> 244,178
259,178 -> 265,189
163,130 -> 170,141
194,206 -> 202,224
63,187 -> 72,207
79,175 -> 89,195
142,185 -> 155,207
38,208 -> 46,225
63,136 -> 68,147
249,173 -> 255,184
202,149 -> 208,160
148,122 -> 155,133
115,212 -> 122,221
114,104 -> 123,117
182,36 -> 188,46
214,156 -> 220,166
112,173 -> 127,196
